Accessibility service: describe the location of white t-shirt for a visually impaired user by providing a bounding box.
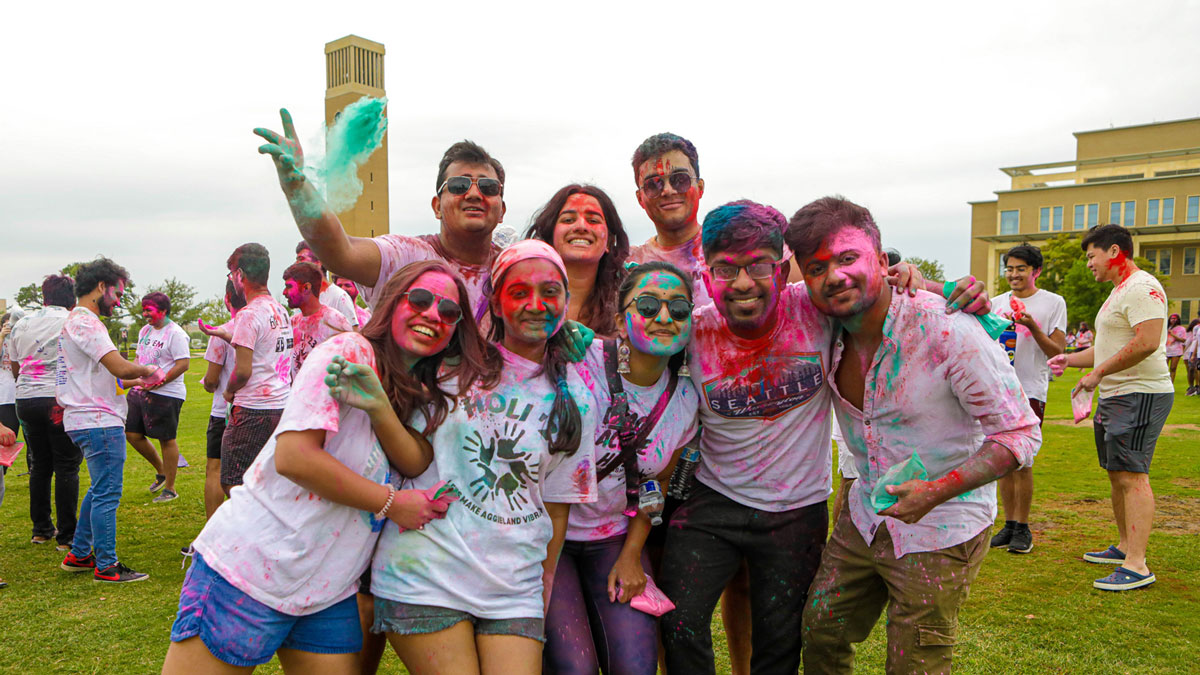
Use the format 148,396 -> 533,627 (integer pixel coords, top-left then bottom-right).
688,282 -> 834,512
203,322 -> 235,419
1166,325 -> 1187,358
371,345 -> 598,620
320,283 -> 360,329
1094,270 -> 1173,398
229,295 -> 293,410
363,233 -> 499,328
134,320 -> 190,400
1186,325 -> 1200,360
0,339 -> 14,405
9,306 -> 70,400
627,234 -> 712,308
994,289 -> 1067,402
568,341 -> 699,541
194,333 -> 394,616
56,307 -> 125,431
291,305 -> 353,378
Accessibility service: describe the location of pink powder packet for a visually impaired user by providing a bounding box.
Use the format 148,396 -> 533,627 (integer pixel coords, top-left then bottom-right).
0,442 -> 24,467
141,367 -> 166,387
1071,387 -> 1093,424
393,481 -> 460,533
630,575 -> 676,617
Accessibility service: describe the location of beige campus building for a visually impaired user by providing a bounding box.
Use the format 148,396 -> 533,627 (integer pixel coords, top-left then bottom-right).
325,35 -> 388,239
970,117 -> 1200,320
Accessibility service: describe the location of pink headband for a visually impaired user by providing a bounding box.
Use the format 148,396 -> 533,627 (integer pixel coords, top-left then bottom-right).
491,239 -> 569,287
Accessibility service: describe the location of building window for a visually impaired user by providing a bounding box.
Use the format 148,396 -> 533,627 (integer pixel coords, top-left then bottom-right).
1073,203 -> 1098,230
1039,206 -> 1063,232
1164,197 -> 1174,224
1187,196 -> 1199,223
1145,248 -> 1171,276
1000,210 -> 1019,235
1148,198 -> 1175,226
1124,200 -> 1136,226
1110,201 -> 1120,224
1148,199 -> 1159,225
1184,247 -> 1197,275
1111,200 -> 1135,226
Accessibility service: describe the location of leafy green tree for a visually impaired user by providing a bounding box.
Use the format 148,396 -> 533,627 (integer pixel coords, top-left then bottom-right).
904,256 -> 945,283
196,295 -> 231,328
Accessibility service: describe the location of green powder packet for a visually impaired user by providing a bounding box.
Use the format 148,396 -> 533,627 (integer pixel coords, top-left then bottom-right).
942,281 -> 1010,340
870,452 -> 928,512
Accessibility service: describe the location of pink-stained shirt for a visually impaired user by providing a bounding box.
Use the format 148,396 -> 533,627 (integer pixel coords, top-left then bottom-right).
628,234 -> 712,307
230,295 -> 293,410
1165,325 -> 1187,358
203,322 -> 235,419
355,304 -> 372,330
56,307 -> 125,431
319,282 -> 360,329
364,233 -> 499,327
832,290 -> 1042,558
290,304 -> 353,378
9,306 -> 71,400
687,283 -> 834,512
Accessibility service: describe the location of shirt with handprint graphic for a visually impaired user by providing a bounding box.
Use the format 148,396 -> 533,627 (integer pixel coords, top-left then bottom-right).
194,332 -> 395,616
371,344 -> 598,620
567,341 -> 699,541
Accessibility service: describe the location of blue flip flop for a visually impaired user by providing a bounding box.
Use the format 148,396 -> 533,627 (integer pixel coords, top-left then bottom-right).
1094,566 -> 1155,591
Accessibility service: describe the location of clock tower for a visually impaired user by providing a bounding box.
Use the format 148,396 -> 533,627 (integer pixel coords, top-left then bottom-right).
324,35 -> 388,238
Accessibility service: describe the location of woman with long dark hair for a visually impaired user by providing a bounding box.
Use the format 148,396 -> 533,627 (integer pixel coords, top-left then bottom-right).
545,261 -> 700,675
1165,313 -> 1186,382
163,260 -> 496,674
369,240 -> 598,675
526,184 -> 630,336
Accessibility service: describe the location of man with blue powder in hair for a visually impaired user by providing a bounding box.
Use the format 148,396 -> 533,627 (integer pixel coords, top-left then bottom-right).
788,196 -> 1040,675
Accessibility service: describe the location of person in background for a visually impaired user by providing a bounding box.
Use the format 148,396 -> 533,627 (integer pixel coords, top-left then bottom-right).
1165,313 -> 1186,382
990,244 -> 1066,555
1184,318 -> 1200,396
1049,224 -> 1173,591
127,292 -> 191,504
1076,321 -> 1093,349
283,262 -> 353,378
332,273 -> 372,329
1066,328 -> 1078,353
0,312 -> 20,472
9,275 -> 81,550
58,257 -> 160,583
296,240 -> 359,329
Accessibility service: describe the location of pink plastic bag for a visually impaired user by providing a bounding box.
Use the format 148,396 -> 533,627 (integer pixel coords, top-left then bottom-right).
0,442 -> 24,468
1071,386 -> 1093,424
630,575 -> 676,617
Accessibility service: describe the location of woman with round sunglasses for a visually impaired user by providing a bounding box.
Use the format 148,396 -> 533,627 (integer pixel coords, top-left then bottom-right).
368,240 -> 598,675
526,184 -> 630,337
163,260 -> 497,674
545,261 -> 700,675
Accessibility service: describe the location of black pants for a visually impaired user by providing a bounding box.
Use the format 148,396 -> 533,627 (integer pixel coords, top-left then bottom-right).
17,397 -> 82,544
658,482 -> 828,675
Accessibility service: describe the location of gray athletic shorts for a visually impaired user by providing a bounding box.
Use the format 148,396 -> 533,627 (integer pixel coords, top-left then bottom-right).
1094,392 -> 1173,473
371,598 -> 545,642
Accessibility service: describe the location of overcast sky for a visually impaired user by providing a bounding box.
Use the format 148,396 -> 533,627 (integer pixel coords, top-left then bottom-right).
4,1 -> 1198,311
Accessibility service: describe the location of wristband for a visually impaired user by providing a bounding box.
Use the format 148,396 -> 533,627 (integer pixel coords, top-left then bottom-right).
375,485 -> 395,520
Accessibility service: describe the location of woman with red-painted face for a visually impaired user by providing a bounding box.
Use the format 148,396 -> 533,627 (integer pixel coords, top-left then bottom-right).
525,184 -> 631,337
544,260 -> 700,675
368,240 -> 598,675
164,260 -> 496,674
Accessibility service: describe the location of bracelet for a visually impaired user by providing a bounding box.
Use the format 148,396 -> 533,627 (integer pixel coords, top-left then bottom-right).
375,485 -> 395,520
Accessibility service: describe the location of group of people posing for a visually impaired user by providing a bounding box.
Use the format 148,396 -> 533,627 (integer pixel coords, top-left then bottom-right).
2,111 -> 1178,675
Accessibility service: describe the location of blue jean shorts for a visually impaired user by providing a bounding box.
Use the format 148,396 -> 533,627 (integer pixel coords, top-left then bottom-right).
170,553 -> 362,666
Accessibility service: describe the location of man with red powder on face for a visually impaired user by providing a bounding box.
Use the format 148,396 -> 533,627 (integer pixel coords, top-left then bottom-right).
788,197 -> 1041,674
294,241 -> 359,330
331,273 -> 372,328
1048,224 -> 1173,592
283,262 -> 353,379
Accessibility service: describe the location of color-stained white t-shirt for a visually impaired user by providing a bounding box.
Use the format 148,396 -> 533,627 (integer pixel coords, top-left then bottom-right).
1094,270 -> 1173,398
291,305 -> 353,378
203,323 -> 235,419
371,345 -> 598,620
628,234 -> 712,308
56,307 -> 125,431
687,282 -> 834,512
320,283 -> 360,329
364,233 -> 499,327
1166,325 -> 1187,358
194,333 -> 394,616
229,295 -> 293,410
134,320 -> 191,400
994,289 -> 1067,402
9,306 -> 70,400
0,340 -> 14,405
568,341 -> 699,541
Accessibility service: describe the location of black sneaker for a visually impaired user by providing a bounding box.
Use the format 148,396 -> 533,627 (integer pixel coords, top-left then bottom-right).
152,489 -> 178,504
990,524 -> 1014,548
61,552 -> 96,572
1008,527 -> 1034,554
149,474 -> 167,493
180,544 -> 194,557
93,562 -> 149,583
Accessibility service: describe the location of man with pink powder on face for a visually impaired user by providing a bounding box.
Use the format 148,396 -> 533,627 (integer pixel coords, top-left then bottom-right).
294,241 -> 359,330
282,262 -> 353,379
790,197 -> 1041,675
331,272 -> 372,328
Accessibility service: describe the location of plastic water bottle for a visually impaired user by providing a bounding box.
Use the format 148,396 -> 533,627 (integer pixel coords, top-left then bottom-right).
667,439 -> 701,501
639,480 -> 665,526
492,225 -> 519,249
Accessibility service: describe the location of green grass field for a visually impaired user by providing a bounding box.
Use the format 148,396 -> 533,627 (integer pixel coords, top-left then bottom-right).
0,360 -> 1197,673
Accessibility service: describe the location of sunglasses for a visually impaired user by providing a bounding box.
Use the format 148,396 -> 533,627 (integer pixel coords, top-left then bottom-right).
403,288 -> 463,325
640,171 -> 697,199
438,175 -> 503,197
626,296 -> 694,322
709,261 -> 779,282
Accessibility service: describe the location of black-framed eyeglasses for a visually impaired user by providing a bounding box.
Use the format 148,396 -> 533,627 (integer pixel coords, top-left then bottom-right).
640,171 -> 697,199
625,296 -> 693,322
438,175 -> 503,197
709,261 -> 779,282
403,288 -> 463,325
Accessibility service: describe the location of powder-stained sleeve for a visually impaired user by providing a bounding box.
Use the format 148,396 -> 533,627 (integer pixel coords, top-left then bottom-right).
168,324 -> 191,361
1123,276 -> 1169,327
945,317 -> 1042,468
274,333 -> 376,437
67,313 -> 118,363
363,235 -> 438,308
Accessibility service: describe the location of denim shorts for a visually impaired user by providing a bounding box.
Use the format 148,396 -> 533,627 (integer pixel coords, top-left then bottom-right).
372,597 -> 545,643
170,553 -> 362,666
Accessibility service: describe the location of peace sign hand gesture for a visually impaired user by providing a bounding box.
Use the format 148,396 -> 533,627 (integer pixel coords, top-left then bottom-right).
254,109 -> 307,194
